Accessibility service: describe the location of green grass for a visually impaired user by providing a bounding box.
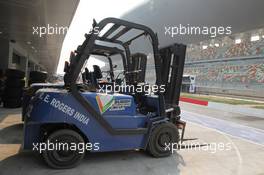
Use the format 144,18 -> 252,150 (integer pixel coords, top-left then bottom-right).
180,93 -> 264,105
252,106 -> 264,109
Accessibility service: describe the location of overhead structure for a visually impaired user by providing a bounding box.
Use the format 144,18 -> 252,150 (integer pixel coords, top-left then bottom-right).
0,0 -> 80,73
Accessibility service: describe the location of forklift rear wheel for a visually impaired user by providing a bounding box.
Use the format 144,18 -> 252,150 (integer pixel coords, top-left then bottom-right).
42,129 -> 85,169
147,122 -> 179,157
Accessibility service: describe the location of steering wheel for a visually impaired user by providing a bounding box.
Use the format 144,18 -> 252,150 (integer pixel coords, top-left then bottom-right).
115,70 -> 126,84
101,70 -> 112,81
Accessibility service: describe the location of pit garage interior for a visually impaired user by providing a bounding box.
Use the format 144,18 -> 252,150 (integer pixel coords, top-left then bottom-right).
0,0 -> 264,175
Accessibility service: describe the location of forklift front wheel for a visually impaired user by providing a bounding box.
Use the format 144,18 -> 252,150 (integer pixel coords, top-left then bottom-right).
147,122 -> 179,157
42,129 -> 85,169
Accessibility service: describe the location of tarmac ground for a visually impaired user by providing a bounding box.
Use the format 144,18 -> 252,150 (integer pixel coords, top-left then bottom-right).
0,103 -> 264,175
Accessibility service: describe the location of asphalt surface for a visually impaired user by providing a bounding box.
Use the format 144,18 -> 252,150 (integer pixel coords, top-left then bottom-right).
0,103 -> 264,175
180,102 -> 264,130
181,110 -> 264,145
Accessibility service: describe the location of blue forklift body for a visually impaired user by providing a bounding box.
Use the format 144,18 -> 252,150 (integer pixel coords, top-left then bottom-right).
23,88 -> 161,152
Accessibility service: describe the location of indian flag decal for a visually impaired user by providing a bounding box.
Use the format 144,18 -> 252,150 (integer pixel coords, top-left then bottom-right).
96,94 -> 114,113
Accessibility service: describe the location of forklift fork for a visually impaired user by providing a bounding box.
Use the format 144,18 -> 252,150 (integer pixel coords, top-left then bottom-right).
176,119 -> 186,143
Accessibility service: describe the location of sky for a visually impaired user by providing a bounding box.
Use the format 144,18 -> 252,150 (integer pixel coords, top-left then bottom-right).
56,0 -> 149,74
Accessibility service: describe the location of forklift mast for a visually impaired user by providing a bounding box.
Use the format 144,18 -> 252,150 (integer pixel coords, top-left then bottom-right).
159,44 -> 186,114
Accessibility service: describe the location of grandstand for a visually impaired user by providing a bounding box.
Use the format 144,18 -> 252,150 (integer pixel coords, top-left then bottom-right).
185,28 -> 264,98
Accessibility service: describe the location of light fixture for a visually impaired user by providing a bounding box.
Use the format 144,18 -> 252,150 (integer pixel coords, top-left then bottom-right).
215,43 -> 220,47
235,39 -> 241,44
251,35 -> 260,42
202,45 -> 208,50
27,41 -> 31,45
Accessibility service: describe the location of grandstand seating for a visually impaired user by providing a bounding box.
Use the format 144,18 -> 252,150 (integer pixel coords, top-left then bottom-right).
186,35 -> 264,62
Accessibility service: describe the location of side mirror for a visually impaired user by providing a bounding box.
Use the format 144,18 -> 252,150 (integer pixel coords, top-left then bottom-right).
113,65 -> 117,69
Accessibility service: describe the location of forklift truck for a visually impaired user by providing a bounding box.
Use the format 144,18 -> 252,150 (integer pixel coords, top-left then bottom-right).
23,18 -> 186,169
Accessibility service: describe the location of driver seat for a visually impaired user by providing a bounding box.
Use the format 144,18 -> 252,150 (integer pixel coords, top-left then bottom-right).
91,65 -> 102,88
93,65 -> 103,79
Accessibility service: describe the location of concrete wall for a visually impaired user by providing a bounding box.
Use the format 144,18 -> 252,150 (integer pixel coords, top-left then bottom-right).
0,38 -> 46,86
8,42 -> 28,71
0,39 -> 45,71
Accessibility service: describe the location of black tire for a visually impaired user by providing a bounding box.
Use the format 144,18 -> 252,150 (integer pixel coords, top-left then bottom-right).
28,79 -> 45,85
42,129 -> 85,169
0,79 -> 4,87
147,122 -> 179,157
3,99 -> 22,108
29,71 -> 47,81
0,69 -> 4,78
5,69 -> 25,78
4,88 -> 23,98
5,79 -> 25,87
